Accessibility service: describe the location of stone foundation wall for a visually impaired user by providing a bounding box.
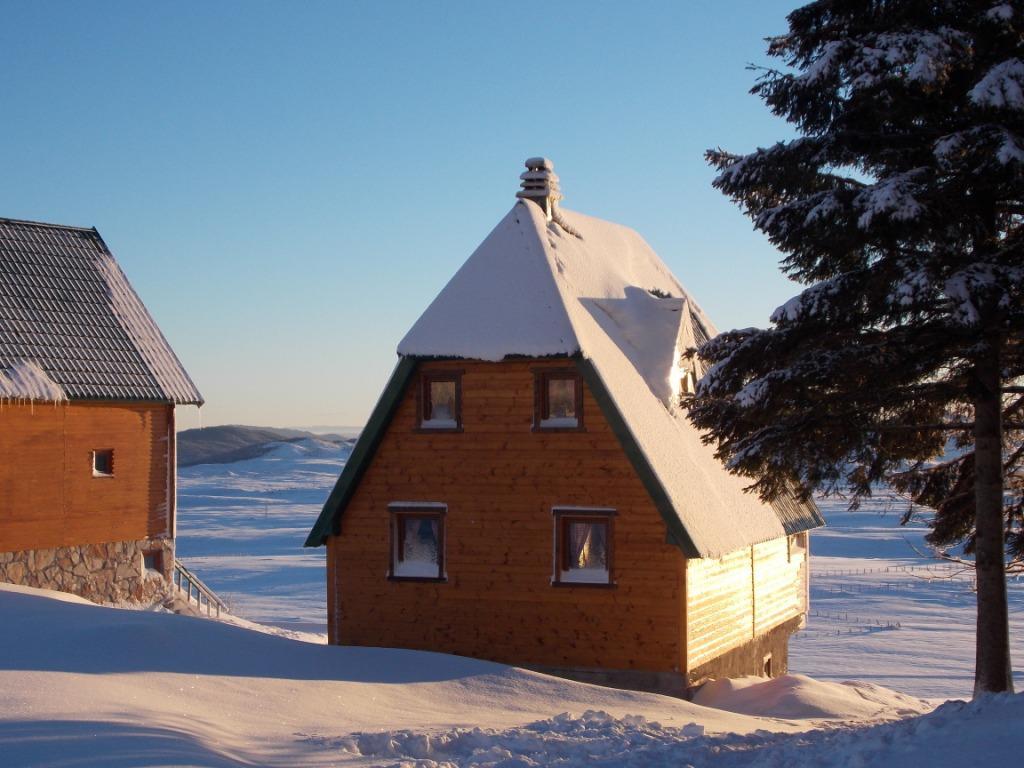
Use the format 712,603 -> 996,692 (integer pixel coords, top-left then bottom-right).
0,537 -> 174,605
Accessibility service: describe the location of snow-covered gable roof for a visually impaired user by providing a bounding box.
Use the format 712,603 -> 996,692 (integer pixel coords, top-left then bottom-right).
398,195 -> 821,558
0,217 -> 203,405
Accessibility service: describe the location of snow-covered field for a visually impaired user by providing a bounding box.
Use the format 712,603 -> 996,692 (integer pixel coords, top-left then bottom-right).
1,581 -> 1020,767
3,438 -> 1020,766
176,439 -> 345,637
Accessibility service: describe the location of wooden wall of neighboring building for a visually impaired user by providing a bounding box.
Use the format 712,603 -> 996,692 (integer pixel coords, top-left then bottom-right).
685,533 -> 808,671
0,401 -> 172,552
328,359 -> 686,673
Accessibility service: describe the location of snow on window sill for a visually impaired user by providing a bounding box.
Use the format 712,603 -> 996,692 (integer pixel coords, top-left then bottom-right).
554,568 -> 612,587
540,417 -> 579,428
392,561 -> 443,579
418,418 -> 460,431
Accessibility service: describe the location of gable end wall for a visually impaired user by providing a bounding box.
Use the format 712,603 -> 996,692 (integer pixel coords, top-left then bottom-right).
327,359 -> 686,673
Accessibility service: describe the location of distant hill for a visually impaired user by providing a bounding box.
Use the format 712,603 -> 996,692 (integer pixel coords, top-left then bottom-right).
177,425 -> 353,467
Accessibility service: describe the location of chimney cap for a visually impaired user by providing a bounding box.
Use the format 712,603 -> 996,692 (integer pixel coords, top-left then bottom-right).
516,157 -> 563,215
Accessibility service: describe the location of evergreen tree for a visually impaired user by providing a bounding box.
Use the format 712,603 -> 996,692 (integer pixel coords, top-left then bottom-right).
692,0 -> 1023,694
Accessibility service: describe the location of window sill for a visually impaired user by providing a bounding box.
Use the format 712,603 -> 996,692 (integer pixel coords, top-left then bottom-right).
414,426 -> 464,434
387,575 -> 448,583
532,425 -> 586,433
91,473 -> 114,479
551,580 -> 616,589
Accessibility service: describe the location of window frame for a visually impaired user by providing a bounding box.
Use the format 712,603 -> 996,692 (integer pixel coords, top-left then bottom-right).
92,449 -> 114,478
551,506 -> 616,588
416,370 -> 463,432
388,502 -> 447,582
533,368 -> 585,432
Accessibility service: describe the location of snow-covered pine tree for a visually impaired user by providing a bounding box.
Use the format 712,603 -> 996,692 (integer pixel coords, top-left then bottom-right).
692,0 -> 1023,694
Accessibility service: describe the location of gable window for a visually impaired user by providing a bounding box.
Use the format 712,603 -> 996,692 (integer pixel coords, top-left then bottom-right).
553,507 -> 614,586
418,371 -> 462,431
389,503 -> 446,580
534,369 -> 583,430
92,449 -> 114,477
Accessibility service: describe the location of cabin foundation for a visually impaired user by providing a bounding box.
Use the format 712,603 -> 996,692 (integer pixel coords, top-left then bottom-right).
0,536 -> 174,604
524,666 -> 689,698
687,615 -> 802,688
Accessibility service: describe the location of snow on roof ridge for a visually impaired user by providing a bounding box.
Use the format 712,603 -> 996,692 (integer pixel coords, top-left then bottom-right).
398,192 -> 797,557
94,252 -> 204,405
397,203 -> 579,360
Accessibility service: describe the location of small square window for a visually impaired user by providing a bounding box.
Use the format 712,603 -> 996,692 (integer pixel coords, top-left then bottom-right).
92,449 -> 114,477
390,504 -> 446,580
534,370 -> 583,430
143,549 -> 164,573
553,508 -> 614,585
419,372 -> 461,430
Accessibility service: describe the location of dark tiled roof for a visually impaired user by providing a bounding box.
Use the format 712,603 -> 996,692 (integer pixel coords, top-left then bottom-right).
0,217 -> 203,404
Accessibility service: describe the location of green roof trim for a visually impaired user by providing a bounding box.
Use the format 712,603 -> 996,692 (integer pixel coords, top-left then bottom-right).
575,358 -> 701,558
304,357 -> 418,547
305,354 -> 818,553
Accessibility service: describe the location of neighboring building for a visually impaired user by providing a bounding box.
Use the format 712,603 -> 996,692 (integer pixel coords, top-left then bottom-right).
305,159 -> 824,694
0,217 -> 202,603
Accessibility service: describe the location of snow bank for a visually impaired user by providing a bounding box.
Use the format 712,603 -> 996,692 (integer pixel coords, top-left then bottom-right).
348,694 -> 1023,767
0,584 -> 795,767
692,674 -> 930,720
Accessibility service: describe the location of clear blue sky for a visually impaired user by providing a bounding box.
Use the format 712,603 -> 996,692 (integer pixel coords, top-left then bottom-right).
0,0 -> 802,430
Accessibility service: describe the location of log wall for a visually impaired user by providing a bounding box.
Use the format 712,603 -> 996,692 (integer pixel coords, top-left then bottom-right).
0,401 -> 172,553
328,359 -> 686,672
685,533 -> 807,671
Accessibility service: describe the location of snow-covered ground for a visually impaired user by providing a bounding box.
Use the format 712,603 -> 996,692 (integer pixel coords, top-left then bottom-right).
176,438 -> 345,637
0,582 -> 1019,767
2,437 -> 1022,766
795,493 -> 1024,699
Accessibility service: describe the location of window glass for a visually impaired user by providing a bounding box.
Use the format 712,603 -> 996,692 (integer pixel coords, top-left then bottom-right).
394,515 -> 442,578
428,380 -> 456,422
421,375 -> 459,429
541,376 -> 578,427
558,515 -> 611,584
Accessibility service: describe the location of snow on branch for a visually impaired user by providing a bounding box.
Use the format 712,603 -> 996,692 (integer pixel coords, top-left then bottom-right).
797,28 -> 969,90
854,170 -> 927,230
969,58 -> 1024,110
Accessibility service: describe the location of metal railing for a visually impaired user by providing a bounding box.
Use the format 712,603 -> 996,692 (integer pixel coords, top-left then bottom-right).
172,558 -> 229,617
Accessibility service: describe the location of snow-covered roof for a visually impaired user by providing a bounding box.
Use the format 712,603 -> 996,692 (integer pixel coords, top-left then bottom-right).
397,190 -> 821,558
0,217 -> 203,405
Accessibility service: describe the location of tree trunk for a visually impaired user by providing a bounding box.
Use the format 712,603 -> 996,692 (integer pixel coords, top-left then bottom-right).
972,336 -> 1013,695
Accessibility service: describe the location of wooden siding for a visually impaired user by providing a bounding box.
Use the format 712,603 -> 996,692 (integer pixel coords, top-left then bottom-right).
0,401 -> 172,552
328,359 -> 686,672
686,535 -> 807,669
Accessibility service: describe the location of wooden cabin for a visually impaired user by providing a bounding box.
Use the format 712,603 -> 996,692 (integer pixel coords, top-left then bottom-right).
305,159 -> 823,694
0,217 -> 202,604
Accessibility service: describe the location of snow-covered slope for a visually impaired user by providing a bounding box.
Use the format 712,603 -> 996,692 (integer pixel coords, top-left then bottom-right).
2,583 -> 1020,767
176,437 -> 344,636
